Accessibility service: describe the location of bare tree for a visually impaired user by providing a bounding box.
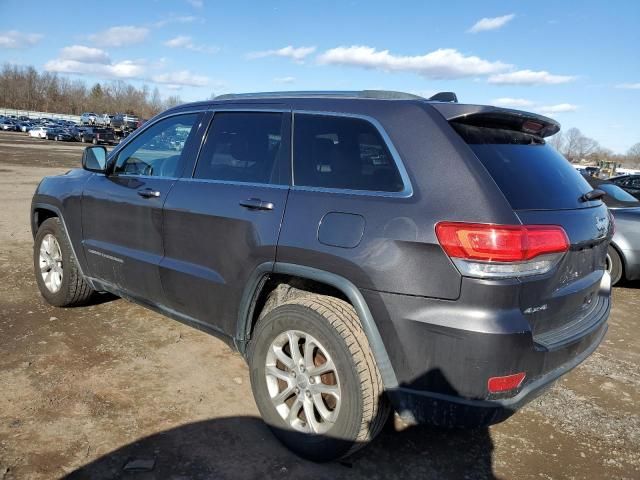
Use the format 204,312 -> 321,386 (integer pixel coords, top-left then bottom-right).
547,131 -> 565,152
0,62 -> 184,119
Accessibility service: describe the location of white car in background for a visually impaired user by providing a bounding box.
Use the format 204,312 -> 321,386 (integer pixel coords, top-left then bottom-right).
28,126 -> 48,139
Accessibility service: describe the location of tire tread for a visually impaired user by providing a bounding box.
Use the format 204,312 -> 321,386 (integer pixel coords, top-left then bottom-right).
280,294 -> 390,457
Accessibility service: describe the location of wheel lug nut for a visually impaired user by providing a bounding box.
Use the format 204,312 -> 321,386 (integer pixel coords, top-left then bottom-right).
309,377 -> 315,384
291,371 -> 296,378
305,390 -> 311,398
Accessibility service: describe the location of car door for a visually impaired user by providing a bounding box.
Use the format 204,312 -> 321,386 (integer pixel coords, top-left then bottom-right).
81,111 -> 206,304
160,109 -> 291,335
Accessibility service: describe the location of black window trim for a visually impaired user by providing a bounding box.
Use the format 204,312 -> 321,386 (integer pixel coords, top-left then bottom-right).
291,110 -> 413,198
107,109 -> 207,180
185,107 -> 293,189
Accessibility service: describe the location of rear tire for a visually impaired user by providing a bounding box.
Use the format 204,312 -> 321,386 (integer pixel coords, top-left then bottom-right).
248,294 -> 389,461
34,218 -> 95,307
606,245 -> 623,285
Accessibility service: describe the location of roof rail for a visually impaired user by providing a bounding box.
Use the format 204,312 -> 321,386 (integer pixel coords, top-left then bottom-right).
428,92 -> 458,103
214,90 -> 425,101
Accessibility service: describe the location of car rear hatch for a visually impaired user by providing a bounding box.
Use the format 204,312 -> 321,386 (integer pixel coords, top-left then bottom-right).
434,104 -> 612,350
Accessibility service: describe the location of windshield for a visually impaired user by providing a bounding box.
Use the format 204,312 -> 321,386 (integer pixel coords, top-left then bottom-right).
452,123 -> 595,210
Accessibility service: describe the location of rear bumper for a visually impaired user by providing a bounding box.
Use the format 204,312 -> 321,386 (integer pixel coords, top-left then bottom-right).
387,321 -> 607,426
362,272 -> 611,426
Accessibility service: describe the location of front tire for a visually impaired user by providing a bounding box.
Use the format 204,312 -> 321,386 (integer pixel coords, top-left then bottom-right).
34,218 -> 95,307
606,245 -> 623,285
248,295 -> 389,461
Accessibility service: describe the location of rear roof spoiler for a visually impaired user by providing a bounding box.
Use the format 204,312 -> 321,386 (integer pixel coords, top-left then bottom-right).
428,92 -> 458,103
430,103 -> 561,138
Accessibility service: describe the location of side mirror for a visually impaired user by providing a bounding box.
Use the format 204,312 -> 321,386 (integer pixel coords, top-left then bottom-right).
82,146 -> 107,173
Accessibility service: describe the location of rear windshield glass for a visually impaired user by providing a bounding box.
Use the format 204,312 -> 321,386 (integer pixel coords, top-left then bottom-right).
452,123 -> 596,210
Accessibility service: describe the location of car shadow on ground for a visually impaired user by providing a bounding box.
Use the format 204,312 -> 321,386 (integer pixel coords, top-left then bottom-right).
64,370 -> 501,479
63,416 -> 498,480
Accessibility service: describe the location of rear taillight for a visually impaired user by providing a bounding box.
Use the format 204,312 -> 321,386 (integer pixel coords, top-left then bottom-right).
435,222 -> 569,279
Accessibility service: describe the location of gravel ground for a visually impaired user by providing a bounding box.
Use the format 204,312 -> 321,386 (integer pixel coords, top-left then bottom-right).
0,131 -> 638,479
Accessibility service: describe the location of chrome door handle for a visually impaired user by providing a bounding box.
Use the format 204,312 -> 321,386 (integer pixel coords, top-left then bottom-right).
239,198 -> 274,211
138,188 -> 161,198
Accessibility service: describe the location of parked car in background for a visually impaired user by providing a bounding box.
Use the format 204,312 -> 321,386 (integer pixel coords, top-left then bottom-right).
608,175 -> 640,200
111,113 -> 138,131
18,121 -> 34,132
81,113 -> 98,125
0,119 -> 18,131
76,126 -> 115,145
28,126 -> 48,139
584,176 -> 640,285
31,90 -> 613,461
46,127 -> 74,142
96,114 -> 113,127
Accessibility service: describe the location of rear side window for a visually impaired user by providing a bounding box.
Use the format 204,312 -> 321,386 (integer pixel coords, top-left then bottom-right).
453,123 -> 594,210
293,114 -> 404,192
194,112 -> 288,185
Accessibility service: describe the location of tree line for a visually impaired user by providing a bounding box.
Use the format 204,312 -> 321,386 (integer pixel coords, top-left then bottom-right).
1,63 -> 638,167
547,127 -> 640,169
0,63 -> 183,120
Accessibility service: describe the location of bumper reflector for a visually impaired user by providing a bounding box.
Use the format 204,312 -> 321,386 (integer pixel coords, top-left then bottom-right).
488,372 -> 526,393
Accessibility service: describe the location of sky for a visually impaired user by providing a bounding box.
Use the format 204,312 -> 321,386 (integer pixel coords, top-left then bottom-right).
1,0 -> 638,153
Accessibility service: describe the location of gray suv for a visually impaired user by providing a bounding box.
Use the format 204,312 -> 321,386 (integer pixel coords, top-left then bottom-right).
31,91 -> 612,461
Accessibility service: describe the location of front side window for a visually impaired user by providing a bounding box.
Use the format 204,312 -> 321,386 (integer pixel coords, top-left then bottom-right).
113,113 -> 199,177
293,114 -> 404,192
194,112 -> 288,185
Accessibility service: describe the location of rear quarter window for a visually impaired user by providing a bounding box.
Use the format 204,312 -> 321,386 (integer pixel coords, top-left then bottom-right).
452,123 -> 596,210
293,113 -> 404,193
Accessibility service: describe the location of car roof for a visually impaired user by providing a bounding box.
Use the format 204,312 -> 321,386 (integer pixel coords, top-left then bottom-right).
165,90 -> 560,137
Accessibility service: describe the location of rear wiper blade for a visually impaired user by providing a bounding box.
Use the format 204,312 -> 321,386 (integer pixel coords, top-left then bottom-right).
580,189 -> 606,202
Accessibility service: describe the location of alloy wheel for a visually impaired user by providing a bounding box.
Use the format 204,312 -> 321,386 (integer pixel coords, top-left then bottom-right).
265,330 -> 341,434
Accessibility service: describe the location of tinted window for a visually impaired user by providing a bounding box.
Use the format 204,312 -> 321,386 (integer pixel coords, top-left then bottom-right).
194,112 -> 288,185
114,113 -> 199,177
293,114 -> 404,192
453,123 -> 595,210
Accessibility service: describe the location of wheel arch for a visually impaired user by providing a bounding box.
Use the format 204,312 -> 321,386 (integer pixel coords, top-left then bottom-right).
236,262 -> 399,389
32,202 -> 86,278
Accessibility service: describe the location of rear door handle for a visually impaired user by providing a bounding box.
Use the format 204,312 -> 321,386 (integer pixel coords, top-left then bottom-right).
239,198 -> 274,211
138,188 -> 161,198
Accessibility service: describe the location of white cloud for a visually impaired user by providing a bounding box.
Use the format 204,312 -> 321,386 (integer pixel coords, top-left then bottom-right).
89,26 -> 149,47
60,45 -> 110,64
152,70 -> 209,87
44,58 -> 145,79
492,97 -> 535,107
186,0 -> 203,7
45,44 -> 145,79
616,82 -> 640,90
536,103 -> 578,115
273,76 -> 296,84
164,35 -> 218,54
488,69 -> 576,85
153,15 -> 201,28
468,14 -> 515,33
0,30 -> 43,49
248,45 -> 316,63
317,46 -> 510,79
